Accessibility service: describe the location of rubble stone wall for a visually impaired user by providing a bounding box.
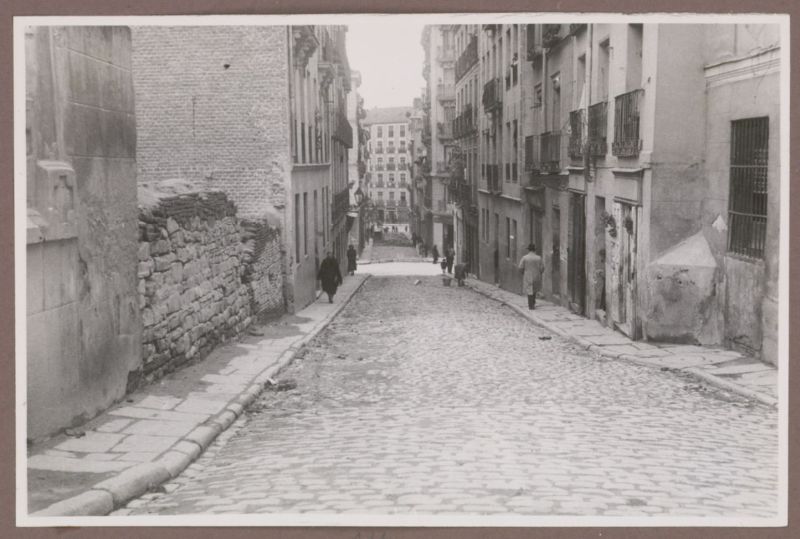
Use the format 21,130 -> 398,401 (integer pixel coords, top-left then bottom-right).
137,185 -> 284,382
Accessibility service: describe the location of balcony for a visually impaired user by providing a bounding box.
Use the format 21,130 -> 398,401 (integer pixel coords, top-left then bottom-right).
437,83 -> 455,102
436,46 -> 455,63
333,111 -> 353,148
455,35 -> 478,82
525,133 -> 567,176
612,89 -> 644,157
332,188 -> 350,224
569,109 -> 585,160
437,122 -> 453,140
482,77 -> 502,113
374,164 -> 385,171
374,146 -> 384,154
386,199 -> 397,208
374,181 -> 385,188
485,164 -> 501,193
526,25 -> 543,62
386,146 -> 396,154
397,162 -> 408,171
453,105 -> 476,139
588,101 -> 608,157
542,24 -> 563,49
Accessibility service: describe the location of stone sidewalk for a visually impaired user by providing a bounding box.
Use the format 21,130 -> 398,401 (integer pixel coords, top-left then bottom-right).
465,277 -> 778,407
26,274 -> 370,518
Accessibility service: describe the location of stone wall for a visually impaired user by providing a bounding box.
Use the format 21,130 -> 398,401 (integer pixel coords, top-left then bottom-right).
136,182 -> 284,382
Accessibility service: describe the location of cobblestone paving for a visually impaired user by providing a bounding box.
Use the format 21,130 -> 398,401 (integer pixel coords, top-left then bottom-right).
118,275 -> 778,518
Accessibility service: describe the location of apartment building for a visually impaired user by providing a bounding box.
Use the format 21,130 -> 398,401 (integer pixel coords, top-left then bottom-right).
519,22 -> 780,363
419,26 -> 458,253
450,24 -> 481,275
346,70 -> 369,253
363,107 -> 414,237
408,97 -> 427,242
134,25 -> 353,313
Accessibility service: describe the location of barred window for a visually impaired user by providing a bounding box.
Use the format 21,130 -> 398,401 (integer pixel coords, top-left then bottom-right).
728,117 -> 769,258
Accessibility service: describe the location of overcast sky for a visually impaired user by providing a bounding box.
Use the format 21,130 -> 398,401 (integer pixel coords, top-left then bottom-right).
346,22 -> 426,109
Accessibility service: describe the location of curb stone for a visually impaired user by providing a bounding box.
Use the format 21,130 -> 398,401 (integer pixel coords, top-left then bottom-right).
31,275 -> 371,518
465,280 -> 776,408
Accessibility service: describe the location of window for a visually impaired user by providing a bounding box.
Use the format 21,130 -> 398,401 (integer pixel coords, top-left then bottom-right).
534,83 -> 543,108
377,173 -> 383,183
728,117 -> 769,258
388,125 -> 394,137
400,125 -> 406,137
551,72 -> 561,131
389,173 -> 395,183
378,191 -> 384,199
400,173 -> 406,184
303,192 -> 308,256
400,192 -> 407,202
389,191 -> 395,200
377,126 -> 383,137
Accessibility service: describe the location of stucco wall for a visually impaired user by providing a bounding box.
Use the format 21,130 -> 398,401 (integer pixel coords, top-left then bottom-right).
26,27 -> 141,441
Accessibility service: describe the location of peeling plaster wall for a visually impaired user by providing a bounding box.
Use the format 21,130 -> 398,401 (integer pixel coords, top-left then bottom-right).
26,27 -> 141,441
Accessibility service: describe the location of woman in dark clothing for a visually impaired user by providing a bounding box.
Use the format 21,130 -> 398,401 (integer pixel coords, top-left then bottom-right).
317,251 -> 343,303
346,245 -> 357,276
432,244 -> 439,264
445,246 -> 455,274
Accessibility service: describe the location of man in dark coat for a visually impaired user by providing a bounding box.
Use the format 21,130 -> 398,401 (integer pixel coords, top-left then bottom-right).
445,246 -> 455,274
432,244 -> 439,264
346,245 -> 357,276
318,251 -> 343,303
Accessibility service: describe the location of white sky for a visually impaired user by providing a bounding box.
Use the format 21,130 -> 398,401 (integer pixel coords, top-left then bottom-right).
346,22 -> 426,109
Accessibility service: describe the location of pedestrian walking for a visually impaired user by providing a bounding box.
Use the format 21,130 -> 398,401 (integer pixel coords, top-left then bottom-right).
422,243 -> 428,258
317,251 -> 343,304
440,258 -> 448,273
518,243 -> 544,310
454,262 -> 468,286
445,246 -> 455,274
432,244 -> 439,264
346,244 -> 357,276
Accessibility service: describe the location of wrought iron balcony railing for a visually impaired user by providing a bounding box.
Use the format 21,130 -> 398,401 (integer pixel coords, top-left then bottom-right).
524,132 -> 568,176
482,77 -> 502,113
452,105 -> 476,139
485,164 -> 501,193
612,89 -> 644,157
333,111 -> 353,148
455,35 -> 478,82
437,83 -> 455,102
437,122 -> 453,140
569,109 -> 585,160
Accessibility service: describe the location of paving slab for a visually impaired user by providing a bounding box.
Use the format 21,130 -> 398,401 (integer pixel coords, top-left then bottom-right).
28,455 -> 134,474
56,432 -> 125,454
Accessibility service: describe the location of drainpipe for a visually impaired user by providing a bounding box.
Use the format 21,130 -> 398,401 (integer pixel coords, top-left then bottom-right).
584,24 -> 594,183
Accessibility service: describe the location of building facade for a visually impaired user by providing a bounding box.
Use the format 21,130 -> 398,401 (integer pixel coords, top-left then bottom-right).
346,71 -> 370,253
425,22 -> 780,364
362,107 -> 414,237
133,25 -> 353,314
419,26 -> 457,254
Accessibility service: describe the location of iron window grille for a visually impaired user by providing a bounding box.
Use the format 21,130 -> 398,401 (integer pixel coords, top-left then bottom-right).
728,117 -> 769,259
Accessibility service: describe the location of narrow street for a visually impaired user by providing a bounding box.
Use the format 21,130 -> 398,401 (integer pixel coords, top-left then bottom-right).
117,268 -> 778,517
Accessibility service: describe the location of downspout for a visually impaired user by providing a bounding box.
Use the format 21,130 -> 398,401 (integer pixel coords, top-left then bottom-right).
584,24 -> 594,183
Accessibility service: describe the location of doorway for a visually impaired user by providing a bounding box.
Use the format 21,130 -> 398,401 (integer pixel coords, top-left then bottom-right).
609,202 -> 638,338
551,206 -> 561,298
567,193 -> 586,315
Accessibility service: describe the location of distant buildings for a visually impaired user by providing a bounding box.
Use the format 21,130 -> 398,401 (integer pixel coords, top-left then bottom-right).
362,106 -> 415,237
417,22 -> 781,364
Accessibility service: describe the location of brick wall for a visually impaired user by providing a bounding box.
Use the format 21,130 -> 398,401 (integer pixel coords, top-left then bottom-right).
131,26 -> 291,222
136,182 -> 284,383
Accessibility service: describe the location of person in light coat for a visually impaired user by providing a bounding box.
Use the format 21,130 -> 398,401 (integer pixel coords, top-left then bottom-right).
518,243 -> 544,310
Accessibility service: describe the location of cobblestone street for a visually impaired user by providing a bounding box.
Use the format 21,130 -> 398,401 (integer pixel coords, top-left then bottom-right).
117,272 -> 778,518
